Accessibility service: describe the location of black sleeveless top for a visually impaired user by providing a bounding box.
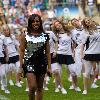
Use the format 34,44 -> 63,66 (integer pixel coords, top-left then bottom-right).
24,32 -> 49,74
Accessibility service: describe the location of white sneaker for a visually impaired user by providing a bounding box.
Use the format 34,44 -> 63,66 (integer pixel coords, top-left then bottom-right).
69,85 -> 74,90
9,80 -> 14,86
25,88 -> 29,92
5,89 -> 10,94
55,88 -> 60,92
20,81 -> 24,84
44,87 -> 49,91
82,90 -> 87,94
75,87 -> 81,92
91,83 -> 99,88
61,88 -> 67,94
1,85 -> 5,90
15,82 -> 22,87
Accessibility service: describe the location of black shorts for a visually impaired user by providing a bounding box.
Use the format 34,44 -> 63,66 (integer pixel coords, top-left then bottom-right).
56,54 -> 75,65
23,54 -> 48,76
51,53 -> 57,64
84,54 -> 100,61
23,64 -> 47,76
0,57 -> 6,64
8,55 -> 19,64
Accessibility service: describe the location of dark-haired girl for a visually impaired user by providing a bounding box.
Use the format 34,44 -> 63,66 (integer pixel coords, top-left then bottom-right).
20,14 -> 51,100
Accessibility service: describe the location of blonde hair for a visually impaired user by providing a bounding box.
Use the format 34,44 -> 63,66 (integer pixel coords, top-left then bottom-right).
2,24 -> 11,36
2,24 -> 9,31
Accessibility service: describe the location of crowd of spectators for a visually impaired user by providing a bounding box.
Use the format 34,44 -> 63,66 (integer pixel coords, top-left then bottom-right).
0,0 -> 100,30
0,0 -> 44,29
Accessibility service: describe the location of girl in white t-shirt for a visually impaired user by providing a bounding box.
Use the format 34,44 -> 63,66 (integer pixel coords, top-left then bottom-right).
44,24 -> 63,93
81,17 -> 100,94
2,24 -> 22,88
70,18 -> 86,90
53,20 -> 81,93
0,33 -> 10,94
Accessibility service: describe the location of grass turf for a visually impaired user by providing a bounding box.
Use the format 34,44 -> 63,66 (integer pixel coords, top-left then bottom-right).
0,66 -> 100,100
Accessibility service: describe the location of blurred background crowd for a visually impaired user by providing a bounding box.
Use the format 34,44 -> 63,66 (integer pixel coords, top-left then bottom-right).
0,0 -> 100,32
0,0 -> 100,96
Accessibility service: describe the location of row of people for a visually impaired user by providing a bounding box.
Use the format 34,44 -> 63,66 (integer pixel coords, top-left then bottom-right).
0,24 -> 24,94
43,17 -> 100,95
0,14 -> 100,100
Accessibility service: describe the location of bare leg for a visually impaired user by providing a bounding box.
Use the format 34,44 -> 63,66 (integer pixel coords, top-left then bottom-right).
36,74 -> 45,100
27,73 -> 37,100
71,75 -> 77,88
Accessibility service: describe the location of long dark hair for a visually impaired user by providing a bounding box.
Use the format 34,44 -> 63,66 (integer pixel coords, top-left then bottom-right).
27,14 -> 44,34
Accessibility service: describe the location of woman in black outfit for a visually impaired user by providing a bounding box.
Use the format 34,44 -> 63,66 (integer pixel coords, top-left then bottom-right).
20,14 -> 51,100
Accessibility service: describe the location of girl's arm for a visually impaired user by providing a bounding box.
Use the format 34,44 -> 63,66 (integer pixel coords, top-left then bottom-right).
71,39 -> 76,58
18,34 -> 26,65
45,40 -> 51,74
53,40 -> 58,57
53,34 -> 58,57
80,43 -> 85,60
4,45 -> 9,63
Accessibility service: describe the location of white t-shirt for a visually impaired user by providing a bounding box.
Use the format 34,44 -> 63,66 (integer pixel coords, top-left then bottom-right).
88,0 -> 94,6
57,33 -> 73,55
45,31 -> 57,53
71,28 -> 86,48
83,31 -> 100,54
4,34 -> 20,57
0,34 -> 5,57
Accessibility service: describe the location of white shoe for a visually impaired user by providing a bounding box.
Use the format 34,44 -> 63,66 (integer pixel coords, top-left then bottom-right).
44,87 -> 49,91
15,82 -> 22,87
20,81 -> 24,84
25,88 -> 29,92
61,88 -> 67,94
5,90 -> 10,94
9,80 -> 14,86
1,85 -> 5,90
69,85 -> 74,90
55,88 -> 59,92
82,90 -> 87,94
91,83 -> 99,88
75,87 -> 81,92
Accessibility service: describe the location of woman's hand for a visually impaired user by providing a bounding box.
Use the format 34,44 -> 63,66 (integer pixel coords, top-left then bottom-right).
47,68 -> 52,77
